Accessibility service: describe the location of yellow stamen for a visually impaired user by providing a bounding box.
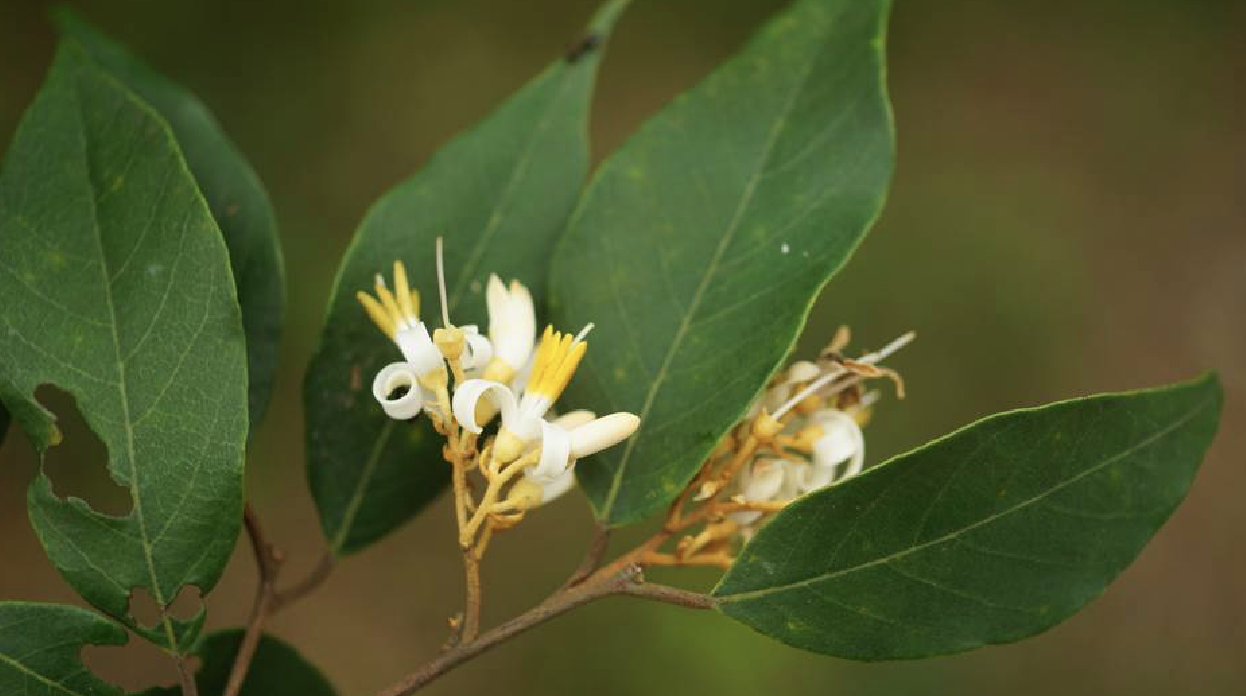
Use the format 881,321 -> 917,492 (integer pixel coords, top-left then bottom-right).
393,260 -> 417,322
357,291 -> 396,339
526,325 -> 558,393
374,275 -> 405,328
525,326 -> 589,402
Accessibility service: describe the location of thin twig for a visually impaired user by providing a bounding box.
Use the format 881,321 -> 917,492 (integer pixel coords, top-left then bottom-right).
223,505 -> 284,696
373,564 -> 713,696
271,551 -> 334,613
562,522 -> 611,589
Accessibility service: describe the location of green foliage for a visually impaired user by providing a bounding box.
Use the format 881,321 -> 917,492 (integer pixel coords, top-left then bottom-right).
0,44 -> 248,649
714,375 -> 1222,659
55,11 -> 286,433
0,602 -> 125,696
303,0 -> 627,555
138,630 -> 338,696
0,0 -> 1228,690
550,0 -> 894,526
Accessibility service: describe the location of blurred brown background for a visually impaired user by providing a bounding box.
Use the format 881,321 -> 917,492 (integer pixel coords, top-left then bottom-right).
2,0 -> 1243,694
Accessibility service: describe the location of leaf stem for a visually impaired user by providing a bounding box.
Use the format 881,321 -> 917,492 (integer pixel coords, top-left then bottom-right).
223,505 -> 284,696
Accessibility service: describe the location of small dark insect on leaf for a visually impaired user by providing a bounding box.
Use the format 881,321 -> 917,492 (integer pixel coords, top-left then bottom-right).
565,33 -> 601,63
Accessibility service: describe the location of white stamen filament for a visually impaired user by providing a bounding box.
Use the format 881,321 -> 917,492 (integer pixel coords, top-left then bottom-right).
772,366 -> 844,419
436,236 -> 451,328
771,331 -> 915,419
574,323 -> 594,344
858,331 -> 915,365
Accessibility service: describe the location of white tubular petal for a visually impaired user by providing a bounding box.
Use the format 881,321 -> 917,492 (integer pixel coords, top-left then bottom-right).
372,362 -> 424,420
487,275 -> 536,371
537,468 -> 577,504
530,419 -> 571,482
811,410 -> 865,476
568,412 -> 640,459
460,326 -> 494,372
396,322 -> 444,376
552,409 -> 597,430
451,379 -> 516,434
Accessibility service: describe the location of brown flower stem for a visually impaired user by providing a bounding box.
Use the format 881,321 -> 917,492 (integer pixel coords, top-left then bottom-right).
223,505 -> 284,696
460,549 -> 483,643
373,563 -> 713,696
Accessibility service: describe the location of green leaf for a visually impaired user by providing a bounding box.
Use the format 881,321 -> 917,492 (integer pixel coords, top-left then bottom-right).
714,374 -> 1223,660
137,630 -> 337,696
550,0 -> 895,526
0,602 -> 126,696
304,0 -> 628,556
55,10 -> 286,433
0,44 -> 248,650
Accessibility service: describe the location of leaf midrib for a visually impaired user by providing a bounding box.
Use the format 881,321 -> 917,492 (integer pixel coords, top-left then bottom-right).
75,67 -> 180,649
715,393 -> 1214,603
0,650 -> 94,696
598,27 -> 828,519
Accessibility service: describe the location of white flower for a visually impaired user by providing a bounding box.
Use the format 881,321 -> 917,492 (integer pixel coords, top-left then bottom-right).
371,362 -> 437,420
528,412 -> 640,485
798,408 -> 865,490
481,275 -> 536,384
505,410 -> 640,508
731,458 -> 803,525
452,324 -> 592,463
357,261 -> 453,419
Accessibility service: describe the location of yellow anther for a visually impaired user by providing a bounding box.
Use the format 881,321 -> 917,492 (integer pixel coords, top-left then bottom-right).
357,291 -> 397,339
393,260 -> 418,322
374,274 -> 405,327
525,326 -> 588,401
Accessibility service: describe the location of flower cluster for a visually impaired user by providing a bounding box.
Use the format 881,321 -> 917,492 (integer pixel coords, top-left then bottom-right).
644,327 -> 913,568
357,245 -> 639,555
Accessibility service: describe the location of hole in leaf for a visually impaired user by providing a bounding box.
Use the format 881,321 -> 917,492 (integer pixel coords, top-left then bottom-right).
82,641 -> 195,692
127,587 -> 163,630
126,584 -> 204,628
166,584 -> 204,622
34,385 -> 131,516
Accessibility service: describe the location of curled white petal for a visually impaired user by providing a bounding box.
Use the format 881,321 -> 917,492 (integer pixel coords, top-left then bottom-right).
460,325 -> 494,372
568,412 -> 640,459
552,409 -> 597,430
451,379 -> 517,434
372,362 -> 424,420
487,275 -> 536,372
396,322 -> 444,376
530,419 -> 571,483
